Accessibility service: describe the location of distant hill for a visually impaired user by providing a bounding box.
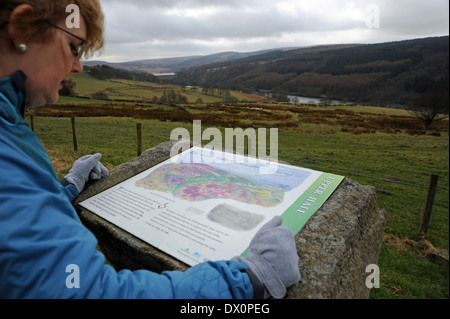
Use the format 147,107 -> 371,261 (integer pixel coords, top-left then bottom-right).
83,48 -> 290,74
171,36 -> 449,106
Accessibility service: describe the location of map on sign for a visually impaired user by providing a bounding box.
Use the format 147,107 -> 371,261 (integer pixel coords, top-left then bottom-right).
134,162 -> 310,207
80,147 -> 343,266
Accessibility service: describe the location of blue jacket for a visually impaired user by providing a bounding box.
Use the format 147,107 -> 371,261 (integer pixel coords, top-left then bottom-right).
0,71 -> 254,299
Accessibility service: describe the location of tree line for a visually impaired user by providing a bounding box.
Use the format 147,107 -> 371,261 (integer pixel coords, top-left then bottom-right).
85,65 -> 159,83
172,36 -> 449,107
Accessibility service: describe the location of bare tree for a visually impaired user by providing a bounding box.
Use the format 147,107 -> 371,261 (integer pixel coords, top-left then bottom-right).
407,91 -> 449,130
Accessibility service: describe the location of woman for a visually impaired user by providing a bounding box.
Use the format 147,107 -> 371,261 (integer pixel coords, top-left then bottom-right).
0,0 -> 300,299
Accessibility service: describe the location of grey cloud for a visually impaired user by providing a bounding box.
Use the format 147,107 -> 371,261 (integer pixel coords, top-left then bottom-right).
97,0 -> 449,61
378,0 -> 449,36
104,0 -> 258,10
104,2 -> 356,43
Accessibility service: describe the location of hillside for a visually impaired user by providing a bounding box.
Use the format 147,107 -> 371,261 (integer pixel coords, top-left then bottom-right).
171,37 -> 449,106
59,71 -> 274,105
83,48 -> 287,74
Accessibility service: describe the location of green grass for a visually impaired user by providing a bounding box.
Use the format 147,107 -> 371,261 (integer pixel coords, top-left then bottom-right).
372,240 -> 449,299
69,73 -> 127,96
276,130 -> 449,247
65,73 -> 269,104
34,117 -> 182,170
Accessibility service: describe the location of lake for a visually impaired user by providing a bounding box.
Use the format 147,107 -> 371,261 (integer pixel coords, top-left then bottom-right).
263,93 -> 352,105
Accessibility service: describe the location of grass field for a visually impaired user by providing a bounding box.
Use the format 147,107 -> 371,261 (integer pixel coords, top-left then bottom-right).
27,74 -> 449,299
65,73 -> 274,104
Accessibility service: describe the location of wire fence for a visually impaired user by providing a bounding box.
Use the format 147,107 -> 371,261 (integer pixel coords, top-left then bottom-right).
280,147 -> 449,240
30,116 -> 175,164
28,115 -> 449,248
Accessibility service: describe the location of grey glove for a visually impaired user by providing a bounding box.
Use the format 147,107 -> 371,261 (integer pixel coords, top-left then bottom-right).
233,216 -> 300,299
65,153 -> 108,193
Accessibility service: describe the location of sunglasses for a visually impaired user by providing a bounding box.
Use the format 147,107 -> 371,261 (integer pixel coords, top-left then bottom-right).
45,20 -> 87,59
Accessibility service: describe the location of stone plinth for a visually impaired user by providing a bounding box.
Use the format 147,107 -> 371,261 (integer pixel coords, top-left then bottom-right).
74,140 -> 386,299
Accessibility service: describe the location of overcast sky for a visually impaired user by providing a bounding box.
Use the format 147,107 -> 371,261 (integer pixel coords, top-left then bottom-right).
94,0 -> 449,62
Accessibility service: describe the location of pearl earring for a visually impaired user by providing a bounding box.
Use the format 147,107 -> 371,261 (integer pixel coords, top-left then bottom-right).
18,44 -> 27,53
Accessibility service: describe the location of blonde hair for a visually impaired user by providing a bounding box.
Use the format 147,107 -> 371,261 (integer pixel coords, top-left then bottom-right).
0,0 -> 104,58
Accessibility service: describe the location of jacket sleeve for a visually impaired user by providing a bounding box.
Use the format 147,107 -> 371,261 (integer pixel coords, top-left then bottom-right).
59,178 -> 80,202
59,177 -> 80,202
0,137 -> 254,299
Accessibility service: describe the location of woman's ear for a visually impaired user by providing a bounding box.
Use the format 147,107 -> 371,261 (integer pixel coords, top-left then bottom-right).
7,4 -> 35,50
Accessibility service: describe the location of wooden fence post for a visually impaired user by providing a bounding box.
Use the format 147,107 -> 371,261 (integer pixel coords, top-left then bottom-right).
137,123 -> 142,157
71,117 -> 78,152
420,174 -> 439,237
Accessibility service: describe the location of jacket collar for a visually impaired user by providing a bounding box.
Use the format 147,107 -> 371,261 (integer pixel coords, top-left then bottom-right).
0,70 -> 27,118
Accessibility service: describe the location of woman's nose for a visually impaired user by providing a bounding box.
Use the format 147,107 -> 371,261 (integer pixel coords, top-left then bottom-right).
72,59 -> 83,74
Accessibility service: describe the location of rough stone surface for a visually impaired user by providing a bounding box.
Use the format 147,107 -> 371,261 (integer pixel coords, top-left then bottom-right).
287,177 -> 386,299
74,140 -> 386,299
